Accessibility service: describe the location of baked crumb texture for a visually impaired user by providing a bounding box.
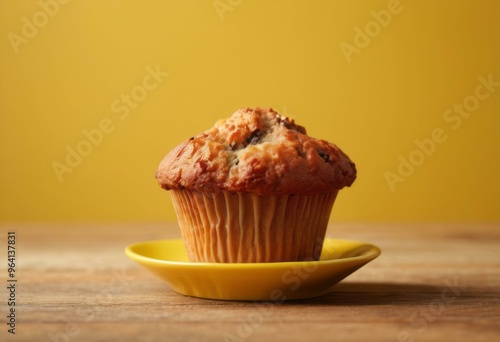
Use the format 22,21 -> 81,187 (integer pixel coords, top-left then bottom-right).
156,107 -> 356,195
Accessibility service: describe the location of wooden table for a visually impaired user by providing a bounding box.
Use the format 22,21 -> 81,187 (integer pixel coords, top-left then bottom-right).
1,223 -> 499,341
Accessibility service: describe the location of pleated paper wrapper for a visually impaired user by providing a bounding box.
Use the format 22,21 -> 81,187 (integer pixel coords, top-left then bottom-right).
170,189 -> 338,263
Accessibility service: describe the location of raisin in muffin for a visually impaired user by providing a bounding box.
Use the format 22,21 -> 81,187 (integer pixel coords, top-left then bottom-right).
155,107 -> 356,263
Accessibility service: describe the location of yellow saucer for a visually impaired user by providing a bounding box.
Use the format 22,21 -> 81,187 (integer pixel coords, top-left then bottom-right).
125,239 -> 381,301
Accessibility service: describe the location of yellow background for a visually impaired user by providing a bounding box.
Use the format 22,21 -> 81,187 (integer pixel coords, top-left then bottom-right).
0,0 -> 499,223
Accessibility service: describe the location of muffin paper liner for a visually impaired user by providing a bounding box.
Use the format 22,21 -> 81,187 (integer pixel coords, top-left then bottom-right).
170,190 -> 338,263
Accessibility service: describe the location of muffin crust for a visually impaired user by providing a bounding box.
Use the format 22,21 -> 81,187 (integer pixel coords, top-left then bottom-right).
155,107 -> 356,195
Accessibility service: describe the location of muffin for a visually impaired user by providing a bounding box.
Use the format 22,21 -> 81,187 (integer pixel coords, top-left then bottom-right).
155,107 -> 356,263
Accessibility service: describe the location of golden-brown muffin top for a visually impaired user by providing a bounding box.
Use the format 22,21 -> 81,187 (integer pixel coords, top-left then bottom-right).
155,107 -> 356,195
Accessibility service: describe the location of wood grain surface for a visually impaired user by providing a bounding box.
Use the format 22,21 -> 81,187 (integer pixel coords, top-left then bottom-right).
0,223 -> 499,342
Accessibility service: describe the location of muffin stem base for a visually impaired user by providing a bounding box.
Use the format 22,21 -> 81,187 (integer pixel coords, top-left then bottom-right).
171,190 -> 337,263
